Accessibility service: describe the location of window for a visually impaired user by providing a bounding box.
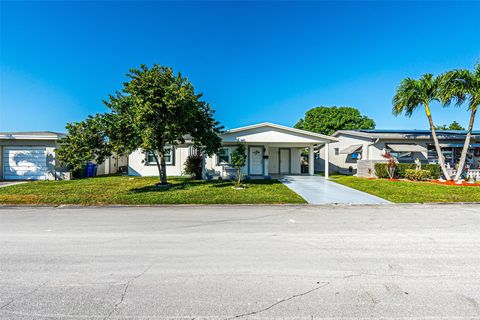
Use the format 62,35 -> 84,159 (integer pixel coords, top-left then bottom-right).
217,148 -> 229,164
145,147 -> 173,165
351,152 -> 362,160
334,148 -> 339,156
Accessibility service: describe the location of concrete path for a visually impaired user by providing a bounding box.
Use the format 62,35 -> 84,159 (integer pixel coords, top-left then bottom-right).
1,204 -> 479,319
0,181 -> 27,188
278,175 -> 391,204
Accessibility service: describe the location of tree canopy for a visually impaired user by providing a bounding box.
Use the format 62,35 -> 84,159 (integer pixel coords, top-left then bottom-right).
57,64 -> 223,184
294,106 -> 375,136
434,121 -> 465,131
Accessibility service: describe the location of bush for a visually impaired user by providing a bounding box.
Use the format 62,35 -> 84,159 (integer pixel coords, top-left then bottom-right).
404,169 -> 431,181
374,163 -> 441,179
184,154 -> 203,180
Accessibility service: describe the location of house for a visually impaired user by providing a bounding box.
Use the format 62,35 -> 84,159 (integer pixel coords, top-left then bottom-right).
0,131 -> 127,181
0,131 -> 65,180
128,122 -> 337,179
316,129 -> 480,177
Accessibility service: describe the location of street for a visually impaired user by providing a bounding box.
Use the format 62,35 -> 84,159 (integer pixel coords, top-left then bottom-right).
1,204 -> 480,319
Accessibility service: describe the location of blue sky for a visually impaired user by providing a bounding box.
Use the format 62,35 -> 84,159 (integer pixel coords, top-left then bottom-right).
1,1 -> 479,133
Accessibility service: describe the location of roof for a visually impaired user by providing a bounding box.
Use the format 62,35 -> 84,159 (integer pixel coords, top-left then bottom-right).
0,131 -> 66,140
224,122 -> 338,142
333,129 -> 480,140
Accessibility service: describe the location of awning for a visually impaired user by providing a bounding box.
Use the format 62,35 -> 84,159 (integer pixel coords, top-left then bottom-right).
439,143 -> 480,148
387,144 -> 426,152
339,144 -> 363,154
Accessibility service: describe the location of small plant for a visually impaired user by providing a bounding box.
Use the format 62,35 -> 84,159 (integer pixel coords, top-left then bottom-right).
230,143 -> 247,187
184,154 -> 203,180
382,152 -> 398,179
405,169 -> 431,181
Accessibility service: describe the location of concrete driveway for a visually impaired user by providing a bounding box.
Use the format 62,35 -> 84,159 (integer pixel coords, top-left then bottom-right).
1,204 -> 479,319
278,175 -> 391,204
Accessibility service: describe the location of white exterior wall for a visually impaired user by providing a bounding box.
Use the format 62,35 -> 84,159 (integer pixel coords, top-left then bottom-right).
315,132 -> 469,175
316,134 -> 372,174
128,144 -> 306,178
128,146 -> 190,177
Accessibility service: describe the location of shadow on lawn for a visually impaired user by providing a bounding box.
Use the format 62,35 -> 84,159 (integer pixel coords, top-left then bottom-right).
129,182 -> 191,193
128,178 -> 281,193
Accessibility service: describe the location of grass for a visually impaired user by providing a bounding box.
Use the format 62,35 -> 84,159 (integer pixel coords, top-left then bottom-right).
331,175 -> 480,203
0,175 -> 306,205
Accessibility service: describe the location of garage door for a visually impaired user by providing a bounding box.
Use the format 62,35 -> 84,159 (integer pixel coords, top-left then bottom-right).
3,147 -> 47,180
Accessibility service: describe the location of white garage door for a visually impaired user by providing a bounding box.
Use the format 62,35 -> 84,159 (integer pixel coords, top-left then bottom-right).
3,147 -> 47,180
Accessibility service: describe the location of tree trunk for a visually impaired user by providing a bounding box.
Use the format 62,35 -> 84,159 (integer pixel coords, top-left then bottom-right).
425,104 -> 452,180
237,167 -> 241,186
152,152 -> 163,184
158,144 -> 168,185
454,108 -> 477,181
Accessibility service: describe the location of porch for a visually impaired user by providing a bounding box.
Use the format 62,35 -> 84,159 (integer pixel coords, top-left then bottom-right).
202,123 -> 337,180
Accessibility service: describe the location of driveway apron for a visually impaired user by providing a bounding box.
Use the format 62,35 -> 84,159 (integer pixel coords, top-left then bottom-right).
278,175 -> 391,204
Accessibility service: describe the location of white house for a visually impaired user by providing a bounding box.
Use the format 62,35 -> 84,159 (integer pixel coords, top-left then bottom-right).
0,131 -> 127,181
316,129 -> 480,178
0,131 -> 64,180
128,122 -> 337,179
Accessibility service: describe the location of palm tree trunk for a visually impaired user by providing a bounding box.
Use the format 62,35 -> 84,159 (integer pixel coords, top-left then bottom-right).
425,104 -> 452,180
454,108 -> 477,181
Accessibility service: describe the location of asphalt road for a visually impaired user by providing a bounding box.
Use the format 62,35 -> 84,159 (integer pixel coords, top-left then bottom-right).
1,204 -> 480,319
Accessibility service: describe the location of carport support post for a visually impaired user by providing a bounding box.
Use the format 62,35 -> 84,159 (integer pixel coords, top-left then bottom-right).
263,145 -> 269,177
308,145 -> 314,176
324,143 -> 330,179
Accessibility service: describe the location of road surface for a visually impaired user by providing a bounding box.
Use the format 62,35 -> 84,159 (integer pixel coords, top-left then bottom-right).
1,204 -> 479,319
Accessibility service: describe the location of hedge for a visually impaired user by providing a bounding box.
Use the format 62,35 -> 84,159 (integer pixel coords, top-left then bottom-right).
374,163 -> 441,179
404,169 -> 431,181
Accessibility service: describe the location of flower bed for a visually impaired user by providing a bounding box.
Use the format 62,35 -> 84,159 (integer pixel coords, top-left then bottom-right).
430,180 -> 480,187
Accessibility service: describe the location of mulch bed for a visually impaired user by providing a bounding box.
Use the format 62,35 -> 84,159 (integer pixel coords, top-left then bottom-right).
430,180 -> 480,187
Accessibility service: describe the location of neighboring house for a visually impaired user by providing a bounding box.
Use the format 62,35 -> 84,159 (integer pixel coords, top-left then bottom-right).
316,129 -> 480,177
0,131 -> 65,180
128,122 -> 337,179
0,131 -> 126,181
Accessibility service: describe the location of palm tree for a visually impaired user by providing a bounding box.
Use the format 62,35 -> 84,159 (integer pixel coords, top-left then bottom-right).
392,74 -> 452,180
439,63 -> 480,181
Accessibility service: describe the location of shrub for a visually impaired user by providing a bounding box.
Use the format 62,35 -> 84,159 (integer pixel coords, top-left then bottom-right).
184,154 -> 203,180
375,163 -> 441,179
230,143 -> 247,187
404,169 -> 431,181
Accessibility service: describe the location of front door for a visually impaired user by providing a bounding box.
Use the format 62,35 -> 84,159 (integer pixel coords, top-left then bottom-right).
279,148 -> 291,174
249,146 -> 264,175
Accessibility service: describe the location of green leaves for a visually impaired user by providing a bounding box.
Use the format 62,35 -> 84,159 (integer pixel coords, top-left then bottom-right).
57,64 -> 223,183
392,74 -> 441,117
56,114 -> 111,170
294,106 -> 375,136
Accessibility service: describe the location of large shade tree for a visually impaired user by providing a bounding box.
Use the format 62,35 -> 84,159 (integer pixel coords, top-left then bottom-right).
392,73 -> 451,180
439,63 -> 480,181
58,64 -> 223,185
294,106 -> 375,136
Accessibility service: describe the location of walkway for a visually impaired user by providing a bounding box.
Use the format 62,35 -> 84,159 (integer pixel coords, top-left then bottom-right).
278,175 -> 391,204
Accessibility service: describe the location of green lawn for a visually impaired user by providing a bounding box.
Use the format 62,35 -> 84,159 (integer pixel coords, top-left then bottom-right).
331,175 -> 480,203
0,175 -> 306,205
